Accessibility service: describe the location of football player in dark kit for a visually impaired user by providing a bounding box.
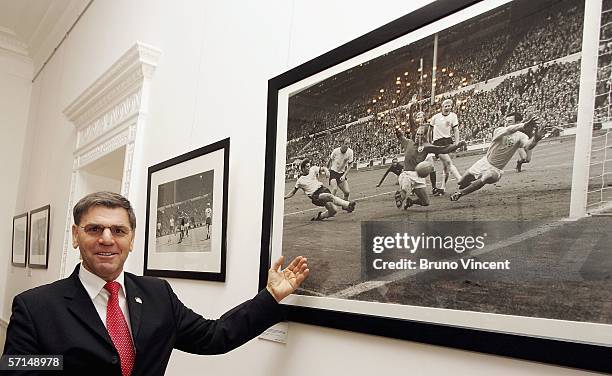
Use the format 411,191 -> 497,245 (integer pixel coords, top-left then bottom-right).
394,111 -> 466,210
376,157 -> 403,187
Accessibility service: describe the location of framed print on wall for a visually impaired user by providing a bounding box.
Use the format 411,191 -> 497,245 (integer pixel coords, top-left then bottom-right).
12,213 -> 28,267
260,0 -> 612,372
144,138 -> 229,282
28,205 -> 50,269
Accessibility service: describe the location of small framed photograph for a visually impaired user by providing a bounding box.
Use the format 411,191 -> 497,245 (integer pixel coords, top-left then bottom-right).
12,213 -> 28,267
144,138 -> 229,281
28,205 -> 50,269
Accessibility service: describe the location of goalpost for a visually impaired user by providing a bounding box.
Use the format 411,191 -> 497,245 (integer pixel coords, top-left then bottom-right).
586,1 -> 612,216
570,0 -> 606,218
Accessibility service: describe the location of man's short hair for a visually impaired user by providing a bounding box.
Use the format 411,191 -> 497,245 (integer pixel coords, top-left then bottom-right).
299,158 -> 311,171
442,99 -> 453,107
506,112 -> 523,122
73,191 -> 136,230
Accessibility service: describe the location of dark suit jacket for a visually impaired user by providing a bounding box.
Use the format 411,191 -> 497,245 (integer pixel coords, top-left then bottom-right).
2,264 -> 284,375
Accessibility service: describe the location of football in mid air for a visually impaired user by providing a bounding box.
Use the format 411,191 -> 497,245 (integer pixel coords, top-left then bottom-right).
415,160 -> 434,178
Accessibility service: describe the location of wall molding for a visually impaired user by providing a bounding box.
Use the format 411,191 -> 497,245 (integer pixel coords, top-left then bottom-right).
30,0 -> 92,77
60,42 -> 161,278
64,42 -> 159,142
0,27 -> 28,56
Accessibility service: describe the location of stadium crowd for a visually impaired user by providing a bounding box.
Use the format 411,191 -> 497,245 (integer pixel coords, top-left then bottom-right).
155,198 -> 210,237
284,0 -> 585,173
449,60 -> 580,141
595,2 -> 612,123
498,1 -> 583,75
288,57 -> 580,169
435,34 -> 508,94
286,137 -> 312,160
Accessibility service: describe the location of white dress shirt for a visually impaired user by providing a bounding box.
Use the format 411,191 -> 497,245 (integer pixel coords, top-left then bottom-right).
78,263 -> 133,338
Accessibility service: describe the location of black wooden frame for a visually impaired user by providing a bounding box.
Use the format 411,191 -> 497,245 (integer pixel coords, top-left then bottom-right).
258,0 -> 612,372
12,212 -> 28,267
28,205 -> 50,269
144,138 -> 230,282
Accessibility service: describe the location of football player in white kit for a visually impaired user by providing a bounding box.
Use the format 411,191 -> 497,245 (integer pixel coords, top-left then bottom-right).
168,216 -> 175,244
285,158 -> 356,221
204,203 -> 212,240
450,112 -> 543,201
429,99 -> 463,196
327,137 -> 354,201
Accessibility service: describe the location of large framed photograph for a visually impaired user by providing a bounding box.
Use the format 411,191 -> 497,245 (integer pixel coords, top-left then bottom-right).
260,0 -> 612,371
28,205 -> 50,269
12,213 -> 28,267
144,138 -> 229,281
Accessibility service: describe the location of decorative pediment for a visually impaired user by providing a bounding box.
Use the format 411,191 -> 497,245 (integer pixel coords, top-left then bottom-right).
63,42 -> 161,161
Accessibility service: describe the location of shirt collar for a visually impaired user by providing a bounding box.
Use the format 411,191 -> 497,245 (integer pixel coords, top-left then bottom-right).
78,263 -> 126,300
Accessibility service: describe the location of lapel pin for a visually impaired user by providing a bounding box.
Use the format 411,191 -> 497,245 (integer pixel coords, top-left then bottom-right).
135,297 -> 142,304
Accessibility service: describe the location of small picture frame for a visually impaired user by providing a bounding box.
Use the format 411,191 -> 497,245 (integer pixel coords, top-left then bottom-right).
144,138 -> 230,281
12,213 -> 28,267
28,205 -> 50,269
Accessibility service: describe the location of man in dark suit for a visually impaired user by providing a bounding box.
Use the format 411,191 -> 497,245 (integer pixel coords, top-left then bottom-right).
3,191 -> 309,375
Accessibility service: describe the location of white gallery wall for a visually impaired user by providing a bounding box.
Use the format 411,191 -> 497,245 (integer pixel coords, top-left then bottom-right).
0,0 -> 599,374
0,48 -> 33,347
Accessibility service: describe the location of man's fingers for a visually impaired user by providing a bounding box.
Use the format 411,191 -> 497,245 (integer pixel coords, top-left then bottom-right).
270,255 -> 285,272
282,256 -> 303,273
286,258 -> 308,277
294,260 -> 307,274
294,268 -> 310,287
291,261 -> 307,278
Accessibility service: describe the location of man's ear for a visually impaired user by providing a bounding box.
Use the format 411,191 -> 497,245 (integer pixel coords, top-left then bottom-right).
129,233 -> 135,252
71,224 -> 79,249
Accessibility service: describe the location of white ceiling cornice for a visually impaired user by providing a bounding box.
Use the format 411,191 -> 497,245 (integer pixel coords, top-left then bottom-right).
30,0 -> 90,75
0,0 -> 90,75
0,26 -> 28,56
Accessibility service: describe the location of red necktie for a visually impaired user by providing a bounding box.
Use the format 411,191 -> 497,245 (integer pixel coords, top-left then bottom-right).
104,281 -> 135,376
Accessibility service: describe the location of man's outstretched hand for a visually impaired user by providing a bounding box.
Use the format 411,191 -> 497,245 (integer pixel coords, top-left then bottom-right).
523,115 -> 539,128
266,256 -> 309,302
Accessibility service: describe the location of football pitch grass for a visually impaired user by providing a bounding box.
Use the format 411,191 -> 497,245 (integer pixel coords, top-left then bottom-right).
281,136 -> 612,324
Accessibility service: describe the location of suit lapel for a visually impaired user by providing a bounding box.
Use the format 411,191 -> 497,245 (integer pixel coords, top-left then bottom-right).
124,274 -> 143,344
65,266 -> 114,348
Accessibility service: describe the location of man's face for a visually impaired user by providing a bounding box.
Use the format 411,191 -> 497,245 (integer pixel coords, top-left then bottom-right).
391,159 -> 398,166
72,206 -> 133,281
301,162 -> 311,175
442,101 -> 452,115
415,112 -> 425,125
415,124 -> 428,142
505,115 -> 516,125
340,138 -> 349,153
